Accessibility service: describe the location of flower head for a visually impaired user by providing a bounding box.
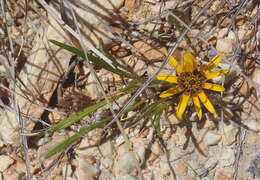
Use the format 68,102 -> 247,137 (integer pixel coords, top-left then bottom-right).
157,52 -> 229,119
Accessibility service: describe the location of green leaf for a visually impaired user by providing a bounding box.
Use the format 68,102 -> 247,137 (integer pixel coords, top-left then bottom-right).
47,94 -> 124,134
46,117 -> 112,158
49,40 -> 134,78
47,99 -> 108,133
153,103 -> 168,134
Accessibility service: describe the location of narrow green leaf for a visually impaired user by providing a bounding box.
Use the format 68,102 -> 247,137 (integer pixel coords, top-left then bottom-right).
49,40 -> 134,78
46,117 -> 112,158
47,99 -> 108,133
153,103 -> 168,134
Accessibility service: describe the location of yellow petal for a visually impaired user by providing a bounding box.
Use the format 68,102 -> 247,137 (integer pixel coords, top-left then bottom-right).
176,93 -> 190,118
203,83 -> 225,92
192,96 -> 202,120
205,55 -> 222,71
159,85 -> 183,98
198,91 -> 216,114
181,52 -> 197,72
205,69 -> 229,79
169,56 -> 182,74
156,75 -> 178,83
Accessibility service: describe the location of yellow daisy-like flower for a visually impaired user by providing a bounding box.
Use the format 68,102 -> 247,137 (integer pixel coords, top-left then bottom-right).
157,52 -> 229,120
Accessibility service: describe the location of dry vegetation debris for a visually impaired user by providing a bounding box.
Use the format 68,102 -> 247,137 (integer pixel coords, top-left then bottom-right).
0,0 -> 260,179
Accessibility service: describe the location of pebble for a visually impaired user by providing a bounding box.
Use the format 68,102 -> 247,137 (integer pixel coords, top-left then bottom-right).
114,152 -> 138,175
252,68 -> 260,85
151,141 -> 162,155
0,155 -> 14,172
115,135 -> 125,146
216,38 -> 233,54
217,28 -> 229,38
173,161 -> 188,176
0,110 -> 19,146
222,123 -> 238,145
133,41 -> 167,60
246,120 -> 260,132
100,141 -> 114,157
133,59 -> 148,76
168,113 -> 181,124
238,28 -> 247,40
203,131 -> 222,146
136,146 -> 146,165
215,169 -> 233,180
219,148 -> 235,167
75,156 -> 99,180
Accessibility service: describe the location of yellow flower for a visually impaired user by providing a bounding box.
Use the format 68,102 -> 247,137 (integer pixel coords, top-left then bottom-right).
157,52 -> 229,120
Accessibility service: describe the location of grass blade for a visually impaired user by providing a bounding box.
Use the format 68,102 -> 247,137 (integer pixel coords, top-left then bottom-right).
49,40 -> 134,78
46,117 -> 112,158
48,99 -> 110,133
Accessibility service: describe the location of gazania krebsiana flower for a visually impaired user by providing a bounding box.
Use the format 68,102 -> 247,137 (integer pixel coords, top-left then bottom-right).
157,52 -> 229,119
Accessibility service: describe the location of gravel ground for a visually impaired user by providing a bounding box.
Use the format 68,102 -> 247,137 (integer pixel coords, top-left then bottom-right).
0,0 -> 260,180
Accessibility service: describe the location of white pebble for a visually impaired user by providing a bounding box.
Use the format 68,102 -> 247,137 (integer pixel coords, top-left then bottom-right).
203,131 -> 222,146
0,155 -> 14,172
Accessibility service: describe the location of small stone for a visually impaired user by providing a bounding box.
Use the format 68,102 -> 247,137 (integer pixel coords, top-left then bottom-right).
114,152 -> 138,175
133,60 -> 147,76
136,146 -> 146,165
101,157 -> 114,169
237,79 -> 252,96
0,155 -> 14,172
220,17 -> 232,27
115,135 -> 125,146
100,141 -> 114,157
215,169 -> 232,180
247,132 -> 258,145
246,120 -> 260,132
252,68 -> 260,85
2,171 -> 19,180
171,127 -> 187,146
219,148 -> 235,167
76,156 -> 99,180
0,110 -> 20,146
216,38 -> 233,54
168,113 -> 181,124
217,28 -> 229,38
151,141 -> 162,155
203,131 -> 222,146
133,41 -> 167,61
222,123 -> 238,145
174,161 -> 188,175
238,28 -> 247,40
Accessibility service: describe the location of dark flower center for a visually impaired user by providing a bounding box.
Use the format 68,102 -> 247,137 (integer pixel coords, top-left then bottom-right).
178,70 -> 206,94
